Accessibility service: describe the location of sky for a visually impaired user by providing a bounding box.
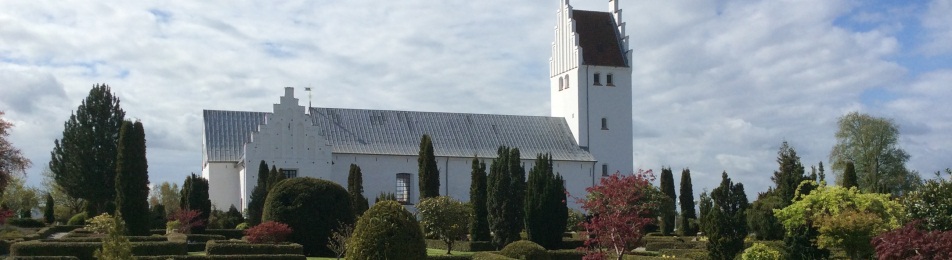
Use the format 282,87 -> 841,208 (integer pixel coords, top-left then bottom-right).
1,0 -> 951,201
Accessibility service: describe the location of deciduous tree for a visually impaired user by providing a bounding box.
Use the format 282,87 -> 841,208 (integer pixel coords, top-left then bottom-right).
49,84 -> 125,215
418,134 -> 440,199
577,170 -> 657,260
115,121 -> 151,236
904,169 -> 952,231
0,111 -> 30,192
830,112 -> 920,196
1,174 -> 39,218
418,196 -> 472,254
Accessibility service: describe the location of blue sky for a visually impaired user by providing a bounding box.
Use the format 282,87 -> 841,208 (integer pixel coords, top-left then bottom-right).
1,0 -> 950,201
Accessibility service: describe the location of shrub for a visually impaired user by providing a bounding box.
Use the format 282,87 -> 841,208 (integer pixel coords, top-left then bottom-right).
67,213 -> 88,226
8,218 -> 47,228
499,240 -> 548,260
84,213 -> 116,234
204,240 -> 303,255
741,243 -> 781,260
418,196 -> 471,254
10,241 -> 186,259
566,209 -> 584,232
170,210 -> 205,234
262,177 -> 354,256
235,223 -> 249,230
346,200 -> 426,260
244,221 -> 293,244
472,252 -> 516,260
872,220 -> 952,260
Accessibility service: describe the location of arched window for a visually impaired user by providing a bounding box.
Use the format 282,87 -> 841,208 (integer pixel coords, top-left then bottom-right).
396,173 -> 411,204
564,74 -> 570,89
559,76 -> 564,91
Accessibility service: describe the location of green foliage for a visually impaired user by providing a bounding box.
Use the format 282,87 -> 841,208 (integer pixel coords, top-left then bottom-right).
706,172 -> 748,260
267,166 -> 285,190
235,222 -> 250,230
149,204 -> 166,229
487,146 -> 526,249
247,160 -> 270,225
86,213 -> 118,234
93,212 -> 134,260
659,167 -> 677,236
904,169 -> 952,231
347,164 -> 369,217
44,192 -> 55,224
7,217 -> 45,227
11,241 -> 186,259
346,200 -> 426,260
698,191 -> 712,236
741,243 -> 781,260
375,192 -> 397,203
470,157 -> 491,241
327,221 -> 353,259
419,134 -> 440,199
525,153 -> 568,249
205,240 -> 304,255
1,174 -> 39,218
49,84 -> 125,216
772,141 -> 806,205
783,223 -> 829,260
262,177 -> 355,256
499,240 -> 549,260
745,190 -> 784,241
774,184 -> 905,259
678,168 -> 697,236
841,162 -> 858,189
830,111 -> 921,196
181,173 -> 211,234
114,120 -> 151,236
68,212 -> 88,226
419,196 -> 472,254
566,208 -> 584,232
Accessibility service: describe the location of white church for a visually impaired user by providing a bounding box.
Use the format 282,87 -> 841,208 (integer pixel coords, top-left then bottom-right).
201,0 -> 634,211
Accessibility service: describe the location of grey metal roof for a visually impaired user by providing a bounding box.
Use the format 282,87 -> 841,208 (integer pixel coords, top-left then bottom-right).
202,107 -> 595,162
203,110 -> 270,162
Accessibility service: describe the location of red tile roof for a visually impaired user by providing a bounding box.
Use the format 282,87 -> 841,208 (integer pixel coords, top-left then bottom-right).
572,10 -> 628,67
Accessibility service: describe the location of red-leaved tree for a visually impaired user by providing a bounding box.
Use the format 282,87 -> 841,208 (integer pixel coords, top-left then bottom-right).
170,209 -> 205,234
245,221 -> 294,244
0,209 -> 13,225
872,220 -> 952,260
577,170 -> 657,260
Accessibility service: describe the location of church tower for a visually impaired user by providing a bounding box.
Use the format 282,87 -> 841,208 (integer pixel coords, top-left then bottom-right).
550,0 -> 633,176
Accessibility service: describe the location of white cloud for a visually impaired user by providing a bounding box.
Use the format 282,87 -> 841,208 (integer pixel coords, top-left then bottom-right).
920,0 -> 952,55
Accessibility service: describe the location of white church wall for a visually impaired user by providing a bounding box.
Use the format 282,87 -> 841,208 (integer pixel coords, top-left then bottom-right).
584,64 -> 634,175
203,162 -> 241,211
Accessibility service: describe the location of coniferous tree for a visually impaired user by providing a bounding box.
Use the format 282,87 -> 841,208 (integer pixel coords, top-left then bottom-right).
818,161 -> 826,184
469,156 -> 490,241
487,146 -> 518,248
247,160 -> 269,225
678,168 -> 697,236
706,172 -> 748,260
698,191 -> 712,236
181,173 -> 211,234
772,141 -> 807,204
115,121 -> 150,236
659,167 -> 677,235
418,134 -> 440,199
841,161 -> 858,189
347,164 -> 369,216
44,192 -> 55,224
49,84 -> 125,215
508,147 -> 526,238
525,153 -> 567,249
268,166 -> 285,189
748,142 -> 807,240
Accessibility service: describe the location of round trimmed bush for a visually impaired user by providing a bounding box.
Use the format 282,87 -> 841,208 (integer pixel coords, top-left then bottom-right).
346,200 -> 426,260
262,177 -> 354,256
67,212 -> 88,225
742,242 -> 782,260
500,240 -> 549,260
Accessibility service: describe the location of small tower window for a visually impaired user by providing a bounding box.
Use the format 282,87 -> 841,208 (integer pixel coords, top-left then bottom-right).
558,76 -> 564,91
564,74 -> 570,89
602,164 -> 609,176
396,173 -> 411,204
606,74 -> 614,86
601,117 -> 609,130
594,73 -> 601,85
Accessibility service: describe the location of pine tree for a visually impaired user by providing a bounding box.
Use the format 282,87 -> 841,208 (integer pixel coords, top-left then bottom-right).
525,153 -> 567,249
347,164 -> 369,216
114,121 -> 151,236
487,146 -> 518,248
418,134 -> 440,199
469,156 -> 490,241
707,172 -> 748,260
49,84 -> 125,215
44,193 -> 55,224
772,141 -> 806,205
181,173 -> 211,234
678,168 -> 697,236
842,161 -> 858,189
659,167 -> 677,235
247,160 -> 269,225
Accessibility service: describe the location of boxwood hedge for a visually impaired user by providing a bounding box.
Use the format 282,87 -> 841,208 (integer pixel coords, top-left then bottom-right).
204,240 -> 303,255
261,177 -> 354,256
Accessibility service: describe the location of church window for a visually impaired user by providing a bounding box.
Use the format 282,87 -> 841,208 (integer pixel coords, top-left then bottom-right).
564,75 -> 570,89
396,173 -> 411,204
602,164 -> 609,176
601,118 -> 608,130
594,73 -> 601,85
606,74 -> 614,86
281,169 -> 298,178
559,76 -> 564,91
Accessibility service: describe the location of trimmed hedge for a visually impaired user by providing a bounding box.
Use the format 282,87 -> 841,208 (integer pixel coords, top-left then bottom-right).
5,257 -> 80,260
346,200 -> 426,260
204,240 -> 303,255
9,218 -> 48,228
559,239 -> 584,250
472,252 -> 516,260
657,249 -> 709,260
262,177 -> 355,256
10,241 -> 187,260
644,241 -> 706,251
500,240 -> 548,260
426,239 -> 495,252
427,255 -> 473,260
205,229 -> 244,240
135,255 -> 306,260
41,236 -> 168,242
186,234 -> 227,243
548,249 -> 585,260
66,213 -> 87,226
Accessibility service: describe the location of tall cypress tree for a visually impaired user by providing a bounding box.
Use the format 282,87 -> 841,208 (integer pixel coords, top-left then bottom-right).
659,167 -> 677,235
842,161 -> 858,189
267,166 -> 285,190
678,168 -> 697,236
508,148 -> 525,239
247,160 -> 270,225
115,121 -> 150,235
49,84 -> 125,215
181,173 -> 211,234
347,164 -> 369,216
487,146 -> 517,248
525,153 -> 567,249
707,172 -> 748,260
418,134 -> 440,199
469,156 -> 490,241
44,193 -> 55,224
